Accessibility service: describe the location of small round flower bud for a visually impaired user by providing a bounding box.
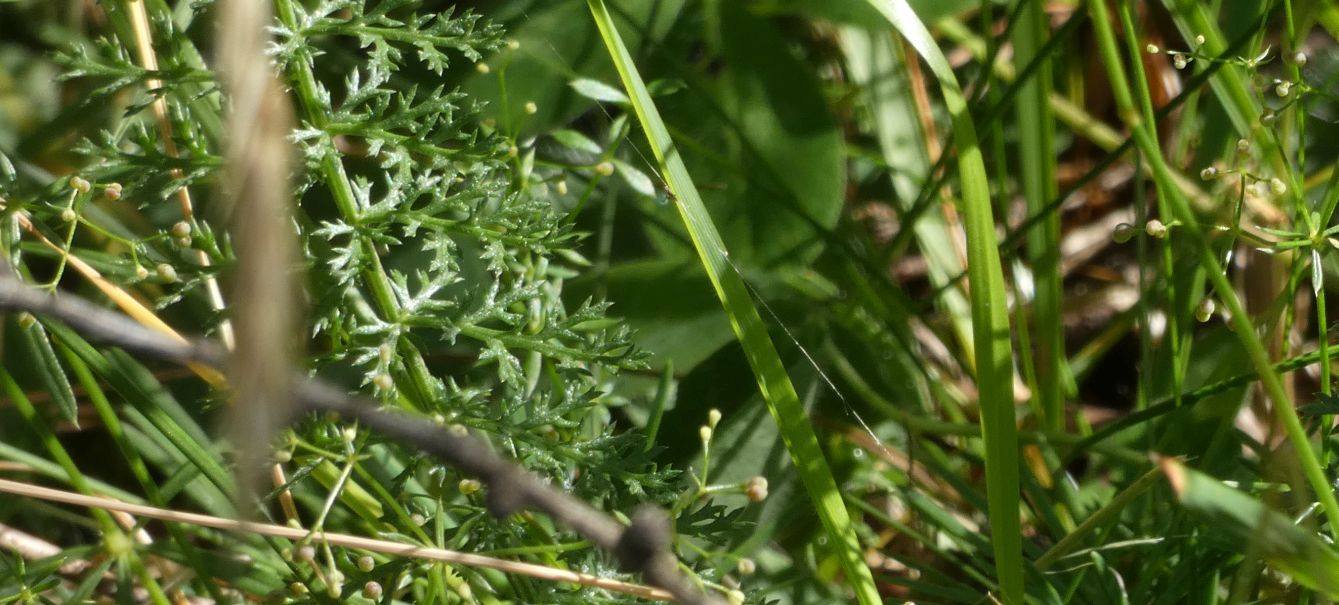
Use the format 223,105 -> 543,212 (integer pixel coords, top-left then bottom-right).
727,589 -> 746,605
1195,298 -> 1216,322
341,427 -> 357,443
60,208 -> 76,222
289,582 -> 308,596
736,558 -> 757,575
475,62 -> 490,74
103,183 -> 123,200
326,571 -> 345,597
274,449 -> 291,463
156,263 -> 178,283
1275,81 -> 1292,97
555,179 -> 568,195
135,265 -> 149,280
524,101 -> 538,114
449,423 -> 469,436
708,408 -> 722,428
1270,177 -> 1287,195
411,513 -> 426,526
1146,44 -> 1160,54
745,476 -> 769,502
295,544 -> 316,562
16,312 -> 36,329
372,373 -> 394,391
69,176 -> 90,194
378,343 -> 393,364
1173,54 -> 1189,70
699,425 -> 713,443
1200,166 -> 1218,181
170,221 -> 191,239
459,478 -> 482,495
1145,219 -> 1168,239
507,39 -> 521,50
1294,51 -> 1308,66
595,161 -> 615,177
1112,222 -> 1136,244
362,581 -> 383,599
357,555 -> 375,572
1195,35 -> 1206,46
1237,138 -> 1251,154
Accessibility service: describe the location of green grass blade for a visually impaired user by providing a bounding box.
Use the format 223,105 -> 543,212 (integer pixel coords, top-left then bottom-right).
1163,458 -> 1339,597
862,0 -> 1024,601
1010,0 -> 1064,432
584,2 -> 880,602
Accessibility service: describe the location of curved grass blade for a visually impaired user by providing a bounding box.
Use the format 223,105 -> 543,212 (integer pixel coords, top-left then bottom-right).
863,0 -> 1024,601
584,2 -> 880,602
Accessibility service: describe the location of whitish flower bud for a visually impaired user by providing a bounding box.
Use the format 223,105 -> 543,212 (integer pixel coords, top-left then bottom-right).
699,425 -> 713,443
506,39 -> 520,50
16,312 -> 35,329
595,161 -> 615,177
372,373 -> 393,391
524,101 -> 538,114
170,221 -> 191,239
459,478 -> 481,495
475,62 -> 490,74
410,513 -> 426,526
448,423 -> 468,436
1112,222 -> 1136,244
135,265 -> 149,280
1195,34 -> 1206,46
357,555 -> 375,572
289,582 -> 308,596
69,176 -> 90,194
1270,177 -> 1287,195
295,544 -> 316,562
1173,54 -> 1189,70
727,589 -> 746,605
1145,219 -> 1168,239
555,179 -> 568,195
362,582 -> 383,599
1294,51 -> 1308,66
1275,81 -> 1292,97
1195,298 -> 1216,322
60,208 -> 76,222
104,182 -> 122,201
736,558 -> 757,575
708,408 -> 722,428
1200,166 -> 1217,181
745,476 -> 769,502
1236,138 -> 1251,154
156,263 -> 178,283
1146,44 -> 1160,54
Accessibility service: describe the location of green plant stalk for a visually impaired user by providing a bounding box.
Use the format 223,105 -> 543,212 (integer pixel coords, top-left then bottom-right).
864,0 -> 1023,600
1087,0 -> 1339,541
1034,465 -> 1163,569
1118,2 -> 1186,410
1012,0 -> 1064,433
585,2 -> 880,602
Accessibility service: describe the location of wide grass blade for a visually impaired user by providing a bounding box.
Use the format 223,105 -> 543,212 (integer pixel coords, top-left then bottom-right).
584,2 -> 881,602
862,0 -> 1024,601
1162,458 -> 1339,597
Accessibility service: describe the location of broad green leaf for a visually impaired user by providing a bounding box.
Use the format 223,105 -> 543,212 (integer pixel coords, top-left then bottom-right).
569,77 -> 630,105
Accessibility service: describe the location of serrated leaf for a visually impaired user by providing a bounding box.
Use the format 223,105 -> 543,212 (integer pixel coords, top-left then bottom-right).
569,78 -> 629,105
